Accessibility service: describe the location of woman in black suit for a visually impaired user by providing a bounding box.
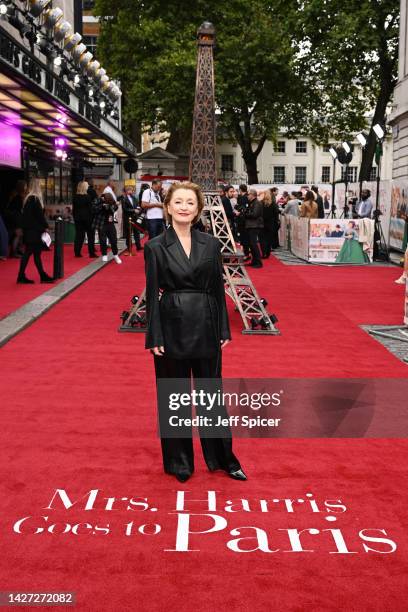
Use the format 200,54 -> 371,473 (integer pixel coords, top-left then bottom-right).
144,182 -> 246,483
17,178 -> 54,284
73,180 -> 97,258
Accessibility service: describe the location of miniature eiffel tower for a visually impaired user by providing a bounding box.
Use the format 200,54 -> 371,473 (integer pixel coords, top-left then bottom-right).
119,22 -> 278,334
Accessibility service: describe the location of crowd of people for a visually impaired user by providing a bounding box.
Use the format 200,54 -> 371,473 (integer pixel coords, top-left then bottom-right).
1,176 -> 407,285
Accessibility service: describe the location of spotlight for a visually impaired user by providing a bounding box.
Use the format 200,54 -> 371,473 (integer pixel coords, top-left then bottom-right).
0,3 -> 8,16
99,100 -> 106,109
89,89 -> 94,98
342,141 -> 351,154
87,60 -> 100,78
55,148 -> 64,158
74,74 -> 81,85
329,146 -> 337,160
64,32 -> 82,52
44,7 -> 63,28
94,68 -> 106,84
356,132 -> 367,147
72,43 -> 86,63
54,19 -> 71,42
131,295 -> 139,305
260,298 -> 268,307
373,124 -> 385,139
54,54 -> 62,67
79,51 -> 93,70
29,0 -> 51,18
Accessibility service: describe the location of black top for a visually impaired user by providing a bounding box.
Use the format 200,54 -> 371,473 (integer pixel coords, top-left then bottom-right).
221,196 -> 234,221
263,201 -> 280,230
21,196 -> 48,245
73,193 -> 93,223
144,225 -> 230,359
6,194 -> 24,229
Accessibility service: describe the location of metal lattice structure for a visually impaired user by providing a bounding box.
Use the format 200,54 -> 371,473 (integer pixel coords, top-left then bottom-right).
119,22 -> 278,335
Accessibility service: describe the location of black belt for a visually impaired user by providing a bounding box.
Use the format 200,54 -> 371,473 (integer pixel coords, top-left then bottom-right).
163,289 -> 214,294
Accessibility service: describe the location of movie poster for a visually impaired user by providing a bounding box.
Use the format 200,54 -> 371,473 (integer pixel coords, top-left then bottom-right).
390,181 -> 408,251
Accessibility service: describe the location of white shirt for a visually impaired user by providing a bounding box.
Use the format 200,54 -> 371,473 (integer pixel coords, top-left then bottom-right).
142,188 -> 163,220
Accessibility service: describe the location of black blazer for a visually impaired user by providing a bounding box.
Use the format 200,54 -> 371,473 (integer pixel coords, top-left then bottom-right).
144,225 -> 231,359
21,196 -> 48,246
73,193 -> 93,223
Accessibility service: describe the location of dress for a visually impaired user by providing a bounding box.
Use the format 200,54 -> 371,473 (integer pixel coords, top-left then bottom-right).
335,230 -> 370,264
144,225 -> 241,479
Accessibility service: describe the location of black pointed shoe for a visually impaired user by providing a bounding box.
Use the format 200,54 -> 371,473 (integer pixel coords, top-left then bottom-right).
17,276 -> 35,284
175,473 -> 191,483
229,469 -> 247,481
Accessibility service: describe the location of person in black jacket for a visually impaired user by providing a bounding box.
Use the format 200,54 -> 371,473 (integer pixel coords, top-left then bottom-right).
311,185 -> 325,219
120,185 -> 142,253
260,189 -> 280,258
220,185 -> 236,237
73,181 -> 97,258
244,188 -> 264,268
236,184 -> 250,259
144,181 -> 246,483
92,192 -> 122,264
17,178 -> 54,284
5,179 -> 26,258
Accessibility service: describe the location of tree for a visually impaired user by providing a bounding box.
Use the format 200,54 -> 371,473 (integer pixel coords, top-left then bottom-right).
94,0 -> 301,183
277,0 -> 399,181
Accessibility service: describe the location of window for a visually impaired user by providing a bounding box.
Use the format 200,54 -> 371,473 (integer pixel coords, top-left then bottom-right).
83,1 -> 95,9
274,141 -> 286,153
321,166 -> 331,182
221,154 -> 234,172
295,166 -> 307,183
369,166 -> 377,180
323,145 -> 331,153
295,141 -> 307,153
273,166 -> 286,183
341,166 -> 358,182
82,36 -> 98,56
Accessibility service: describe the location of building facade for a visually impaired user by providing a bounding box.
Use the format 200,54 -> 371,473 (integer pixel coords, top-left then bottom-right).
390,0 -> 408,180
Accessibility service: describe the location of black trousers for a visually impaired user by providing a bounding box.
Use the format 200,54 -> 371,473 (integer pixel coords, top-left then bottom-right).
124,221 -> 141,250
237,223 -> 250,256
18,243 -> 47,279
247,228 -> 262,266
74,219 -> 96,256
153,351 -> 241,478
99,223 -> 118,255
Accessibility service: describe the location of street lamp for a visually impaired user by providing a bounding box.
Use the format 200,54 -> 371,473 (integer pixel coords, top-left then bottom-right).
356,132 -> 367,147
342,141 -> 351,154
373,124 -> 385,140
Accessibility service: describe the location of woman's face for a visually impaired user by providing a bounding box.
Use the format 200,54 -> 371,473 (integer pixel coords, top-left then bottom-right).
167,188 -> 198,225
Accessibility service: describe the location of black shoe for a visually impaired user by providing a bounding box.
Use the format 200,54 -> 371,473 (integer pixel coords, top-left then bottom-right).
40,276 -> 55,284
17,276 -> 34,284
175,473 -> 191,483
136,247 -> 143,251
89,254 -> 98,258
74,254 -> 83,258
229,469 -> 247,481
250,263 -> 263,268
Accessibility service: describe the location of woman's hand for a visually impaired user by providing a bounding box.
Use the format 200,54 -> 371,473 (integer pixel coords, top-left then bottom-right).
220,339 -> 230,349
151,346 -> 165,356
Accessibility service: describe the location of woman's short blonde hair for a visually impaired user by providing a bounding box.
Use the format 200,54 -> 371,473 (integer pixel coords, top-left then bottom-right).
163,181 -> 205,225
76,180 -> 89,195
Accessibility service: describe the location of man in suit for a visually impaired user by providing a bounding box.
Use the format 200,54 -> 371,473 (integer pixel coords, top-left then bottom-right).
120,185 -> 142,253
356,189 -> 373,218
245,188 -> 264,268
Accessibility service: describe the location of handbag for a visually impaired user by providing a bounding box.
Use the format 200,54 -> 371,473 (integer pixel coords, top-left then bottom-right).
41,231 -> 52,248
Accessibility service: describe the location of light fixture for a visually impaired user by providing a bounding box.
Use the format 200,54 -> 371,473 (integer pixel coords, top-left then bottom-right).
89,89 -> 94,98
342,141 -> 351,154
74,74 -> 81,85
54,19 -> 71,42
79,51 -> 93,70
373,124 -> 385,139
55,148 -> 64,158
0,3 -> 8,16
64,32 -> 82,52
356,132 -> 367,147
99,100 -> 106,109
54,54 -> 62,67
94,68 -> 106,83
87,60 -> 100,77
44,7 -> 63,28
54,137 -> 66,147
329,146 -> 337,160
29,0 -> 51,18
72,42 -> 87,62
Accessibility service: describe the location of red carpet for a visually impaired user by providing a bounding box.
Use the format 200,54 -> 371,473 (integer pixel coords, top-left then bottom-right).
0,253 -> 407,610
0,245 -> 97,320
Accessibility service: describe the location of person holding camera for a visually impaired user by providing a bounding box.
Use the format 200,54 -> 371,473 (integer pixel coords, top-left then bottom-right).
356,190 -> 373,218
120,186 -> 143,253
92,192 -> 122,264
